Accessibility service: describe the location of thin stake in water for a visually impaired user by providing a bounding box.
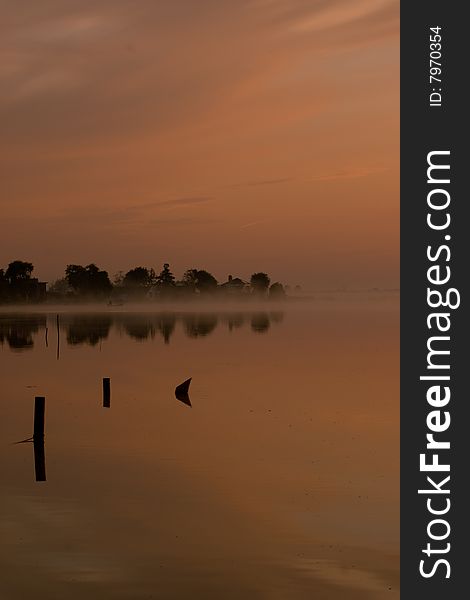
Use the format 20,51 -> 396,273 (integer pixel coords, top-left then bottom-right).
103,377 -> 111,408
34,396 -> 45,439
13,397 -> 47,482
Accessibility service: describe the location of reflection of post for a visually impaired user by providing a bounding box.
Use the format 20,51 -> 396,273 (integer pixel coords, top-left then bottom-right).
56,314 -> 60,360
103,378 -> 111,408
33,438 -> 46,482
34,397 -> 45,439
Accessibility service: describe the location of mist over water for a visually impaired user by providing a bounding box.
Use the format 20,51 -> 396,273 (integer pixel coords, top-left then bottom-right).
0,296 -> 398,599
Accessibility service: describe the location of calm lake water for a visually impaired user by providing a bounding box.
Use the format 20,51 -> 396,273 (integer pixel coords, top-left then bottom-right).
0,298 -> 399,599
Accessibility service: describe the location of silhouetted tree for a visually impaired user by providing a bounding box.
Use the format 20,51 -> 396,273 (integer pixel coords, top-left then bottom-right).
182,269 -> 198,290
269,282 -> 286,299
156,263 -> 175,288
183,269 -> 218,293
113,271 -> 125,286
0,269 -> 8,301
65,264 -> 112,297
6,261 -> 34,284
48,278 -> 70,295
196,270 -> 218,293
250,272 -> 271,295
2,261 -> 41,302
65,265 -> 88,291
123,267 -> 155,290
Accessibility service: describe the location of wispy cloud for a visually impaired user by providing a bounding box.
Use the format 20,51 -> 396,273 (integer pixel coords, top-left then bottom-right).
156,196 -> 212,208
227,178 -> 293,189
0,0 -> 399,289
31,197 -> 215,227
288,0 -> 393,33
148,216 -> 220,226
306,167 -> 388,183
240,221 -> 264,229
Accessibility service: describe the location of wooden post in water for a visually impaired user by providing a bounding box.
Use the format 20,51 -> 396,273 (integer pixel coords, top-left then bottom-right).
103,378 -> 111,408
34,396 -> 45,439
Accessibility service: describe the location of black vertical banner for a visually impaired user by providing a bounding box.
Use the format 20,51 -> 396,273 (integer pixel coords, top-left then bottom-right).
401,3 -> 468,598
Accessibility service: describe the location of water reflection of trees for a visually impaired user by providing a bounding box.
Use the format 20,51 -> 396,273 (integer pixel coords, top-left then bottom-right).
65,316 -> 112,346
116,313 -> 176,344
183,314 -> 218,338
0,311 -> 284,350
122,318 -> 156,341
0,314 -> 46,351
63,312 -> 281,344
222,313 -> 245,331
250,313 -> 271,333
158,314 -> 176,344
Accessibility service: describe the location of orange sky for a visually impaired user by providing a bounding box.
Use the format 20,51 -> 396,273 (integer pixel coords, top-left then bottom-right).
0,0 -> 399,289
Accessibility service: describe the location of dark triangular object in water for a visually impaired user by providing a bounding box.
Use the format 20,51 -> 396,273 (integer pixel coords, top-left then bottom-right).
175,378 -> 192,407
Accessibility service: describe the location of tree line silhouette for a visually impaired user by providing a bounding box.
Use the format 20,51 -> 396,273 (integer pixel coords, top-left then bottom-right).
1,260 -> 291,303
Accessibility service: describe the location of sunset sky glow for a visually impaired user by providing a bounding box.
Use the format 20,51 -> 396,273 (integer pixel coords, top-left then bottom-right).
1,0 -> 399,289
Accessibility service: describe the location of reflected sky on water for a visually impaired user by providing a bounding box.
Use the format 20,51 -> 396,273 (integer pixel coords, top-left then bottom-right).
0,300 -> 399,599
